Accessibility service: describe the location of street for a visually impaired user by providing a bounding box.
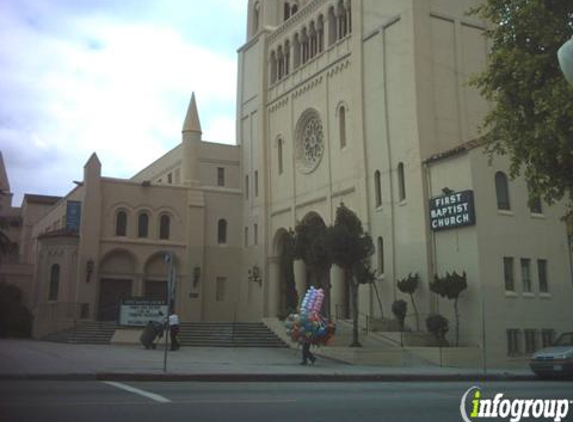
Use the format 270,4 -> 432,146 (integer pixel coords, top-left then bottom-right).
1,381 -> 571,422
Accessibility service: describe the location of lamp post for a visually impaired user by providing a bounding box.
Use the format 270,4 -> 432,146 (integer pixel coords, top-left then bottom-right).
558,36 -> 573,86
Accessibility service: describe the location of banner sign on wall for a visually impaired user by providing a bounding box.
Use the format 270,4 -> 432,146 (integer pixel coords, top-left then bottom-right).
119,298 -> 168,327
65,200 -> 82,232
429,190 -> 476,231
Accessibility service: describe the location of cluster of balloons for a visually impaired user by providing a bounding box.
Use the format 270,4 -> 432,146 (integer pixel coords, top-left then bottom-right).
285,287 -> 335,345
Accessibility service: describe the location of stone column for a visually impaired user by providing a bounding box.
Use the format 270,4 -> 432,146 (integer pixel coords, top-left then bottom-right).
293,259 -> 307,302
134,273 -> 144,297
267,257 -> 281,318
330,264 -> 345,319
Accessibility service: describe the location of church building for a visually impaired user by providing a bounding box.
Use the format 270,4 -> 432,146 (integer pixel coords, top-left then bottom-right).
0,0 -> 571,367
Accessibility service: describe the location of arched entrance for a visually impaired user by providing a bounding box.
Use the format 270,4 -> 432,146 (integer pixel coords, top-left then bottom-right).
98,249 -> 137,321
143,253 -> 177,309
272,228 -> 298,318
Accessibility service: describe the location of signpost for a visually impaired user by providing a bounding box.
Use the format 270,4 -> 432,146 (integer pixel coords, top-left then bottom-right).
429,190 -> 476,232
163,252 -> 176,372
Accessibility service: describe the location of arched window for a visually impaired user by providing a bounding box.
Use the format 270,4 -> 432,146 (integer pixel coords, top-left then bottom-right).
252,1 -> 260,35
159,215 -> 170,240
377,237 -> 384,274
293,33 -> 301,68
328,7 -> 337,46
284,40 -> 290,75
218,219 -> 227,244
317,15 -> 325,52
346,0 -> 352,33
301,28 -> 309,63
495,171 -> 510,210
138,212 -> 149,238
270,51 -> 277,84
337,0 -> 347,39
278,138 -> 284,175
278,46 -> 284,80
375,170 -> 382,207
398,162 -> 406,201
309,22 -> 317,58
116,210 -> 127,236
284,2 -> 291,21
49,264 -> 60,301
339,105 -> 347,148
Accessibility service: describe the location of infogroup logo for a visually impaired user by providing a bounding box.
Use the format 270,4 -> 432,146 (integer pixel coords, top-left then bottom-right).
460,386 -> 571,422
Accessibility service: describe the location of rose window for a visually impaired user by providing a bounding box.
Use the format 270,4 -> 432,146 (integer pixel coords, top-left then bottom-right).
295,110 -> 324,174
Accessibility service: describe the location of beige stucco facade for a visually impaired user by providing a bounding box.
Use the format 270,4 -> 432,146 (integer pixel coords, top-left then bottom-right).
236,0 -> 573,366
0,0 -> 572,367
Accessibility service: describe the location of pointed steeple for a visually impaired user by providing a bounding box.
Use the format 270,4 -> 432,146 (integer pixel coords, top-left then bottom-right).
182,92 -> 202,134
0,152 -> 10,193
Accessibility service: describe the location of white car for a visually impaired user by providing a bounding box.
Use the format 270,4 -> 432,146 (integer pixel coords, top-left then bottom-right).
530,332 -> 573,378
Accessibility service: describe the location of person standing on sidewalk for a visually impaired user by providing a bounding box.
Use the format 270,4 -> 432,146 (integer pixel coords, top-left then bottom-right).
300,340 -> 316,365
168,312 -> 180,351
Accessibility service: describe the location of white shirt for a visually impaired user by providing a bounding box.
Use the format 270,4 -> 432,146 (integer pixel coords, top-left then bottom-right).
169,314 -> 179,326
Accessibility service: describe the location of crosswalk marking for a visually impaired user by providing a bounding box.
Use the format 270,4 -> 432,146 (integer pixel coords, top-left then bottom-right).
102,381 -> 171,404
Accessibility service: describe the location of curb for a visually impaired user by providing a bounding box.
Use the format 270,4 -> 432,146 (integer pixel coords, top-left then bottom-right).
1,373 -> 537,382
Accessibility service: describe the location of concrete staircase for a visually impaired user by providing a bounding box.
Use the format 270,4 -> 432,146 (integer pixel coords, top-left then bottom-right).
178,322 -> 287,347
42,321 -> 117,344
42,321 -> 287,348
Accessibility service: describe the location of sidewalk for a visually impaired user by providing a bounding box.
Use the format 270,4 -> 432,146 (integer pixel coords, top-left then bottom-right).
0,339 -> 535,382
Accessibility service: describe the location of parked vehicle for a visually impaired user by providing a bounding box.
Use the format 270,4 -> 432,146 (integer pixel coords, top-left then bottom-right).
530,332 -> 573,378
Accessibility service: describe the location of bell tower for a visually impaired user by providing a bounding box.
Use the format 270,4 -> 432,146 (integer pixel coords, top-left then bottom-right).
246,1 -> 308,41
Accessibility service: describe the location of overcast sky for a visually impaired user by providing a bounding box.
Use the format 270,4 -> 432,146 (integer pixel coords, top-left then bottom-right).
0,0 -> 247,206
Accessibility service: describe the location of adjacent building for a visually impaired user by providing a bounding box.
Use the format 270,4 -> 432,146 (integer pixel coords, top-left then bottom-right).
0,0 -> 571,366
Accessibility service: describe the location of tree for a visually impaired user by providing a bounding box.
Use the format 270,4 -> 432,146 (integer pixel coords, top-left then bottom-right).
469,1 -> 573,213
280,229 -> 298,315
327,204 -> 374,347
391,299 -> 407,332
293,214 -> 331,295
397,273 -> 420,331
354,259 -> 384,319
426,314 -> 449,345
430,271 -> 468,347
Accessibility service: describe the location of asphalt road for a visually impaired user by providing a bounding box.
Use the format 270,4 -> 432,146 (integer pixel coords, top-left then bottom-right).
1,380 -> 572,422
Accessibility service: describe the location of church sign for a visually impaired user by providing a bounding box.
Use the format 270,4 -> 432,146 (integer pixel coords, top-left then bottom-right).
119,298 -> 168,327
429,190 -> 476,231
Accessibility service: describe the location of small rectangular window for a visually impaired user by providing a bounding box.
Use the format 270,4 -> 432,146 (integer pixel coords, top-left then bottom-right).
167,173 -> 173,184
524,329 -> 537,354
537,259 -> 548,293
521,258 -> 531,293
254,223 -> 258,245
254,171 -> 259,197
245,175 -> 249,199
244,227 -> 248,247
217,167 -> 225,187
507,329 -> 520,356
503,257 -> 514,292
529,196 -> 542,214
541,329 -> 555,348
216,277 -> 226,302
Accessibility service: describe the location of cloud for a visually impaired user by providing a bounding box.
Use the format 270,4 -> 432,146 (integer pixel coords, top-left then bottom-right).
0,1 -> 246,205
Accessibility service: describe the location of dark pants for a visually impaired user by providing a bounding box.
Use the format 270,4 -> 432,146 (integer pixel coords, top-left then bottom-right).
301,342 -> 315,364
170,325 -> 180,350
